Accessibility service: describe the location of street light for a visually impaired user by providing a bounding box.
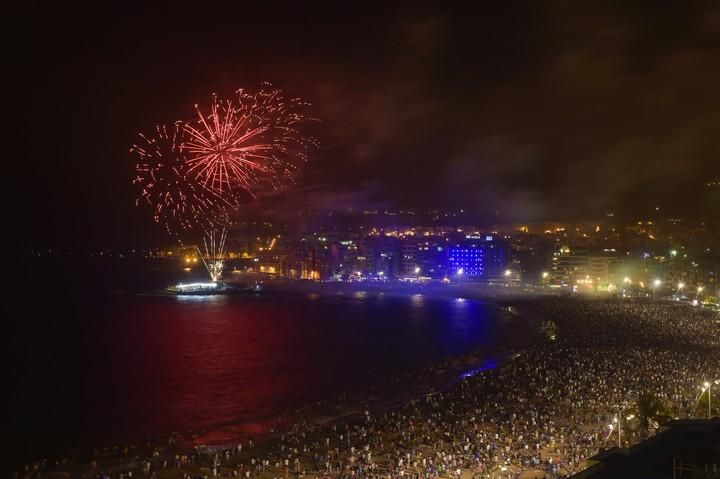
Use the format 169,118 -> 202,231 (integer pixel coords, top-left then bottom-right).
613,417 -> 620,447
652,279 -> 662,298
705,382 -> 711,418
608,416 -> 623,448
504,269 -> 512,277
623,277 -> 631,284
676,282 -> 685,299
542,271 -> 549,279
700,379 -> 720,419
607,412 -> 635,448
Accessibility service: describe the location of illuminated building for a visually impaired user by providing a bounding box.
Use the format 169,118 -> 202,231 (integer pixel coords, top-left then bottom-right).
551,245 -> 626,289
446,236 -> 507,279
587,254 -> 623,288
416,239 -> 449,278
551,246 -> 588,287
400,240 -> 419,277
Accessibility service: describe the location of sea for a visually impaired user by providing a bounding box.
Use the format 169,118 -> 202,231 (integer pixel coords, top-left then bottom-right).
6,257 -> 530,465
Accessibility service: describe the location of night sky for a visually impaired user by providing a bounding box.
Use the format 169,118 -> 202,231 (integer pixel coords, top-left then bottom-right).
17,1 -> 720,248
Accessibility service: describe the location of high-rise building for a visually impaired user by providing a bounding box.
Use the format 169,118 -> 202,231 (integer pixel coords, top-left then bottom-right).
446,236 -> 507,279
551,246 -> 589,287
400,239 -> 420,277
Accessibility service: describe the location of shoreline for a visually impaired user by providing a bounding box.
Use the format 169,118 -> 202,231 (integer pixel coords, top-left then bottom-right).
20,347 -> 526,478
16,293 -> 717,478
11,290 -> 543,476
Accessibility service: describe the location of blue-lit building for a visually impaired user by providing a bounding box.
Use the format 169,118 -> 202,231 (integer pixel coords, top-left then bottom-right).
447,236 -> 507,279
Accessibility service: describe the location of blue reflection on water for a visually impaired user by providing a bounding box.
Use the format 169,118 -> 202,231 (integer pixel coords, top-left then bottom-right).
460,357 -> 498,379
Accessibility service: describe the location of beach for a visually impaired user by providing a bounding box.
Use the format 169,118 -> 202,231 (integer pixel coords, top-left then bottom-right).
15,295 -> 720,479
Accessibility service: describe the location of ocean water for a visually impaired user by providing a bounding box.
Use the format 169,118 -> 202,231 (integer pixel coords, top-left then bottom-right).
6,257 -> 519,462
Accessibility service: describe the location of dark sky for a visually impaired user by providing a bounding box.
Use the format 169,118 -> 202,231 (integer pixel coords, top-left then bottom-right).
16,1 -> 720,248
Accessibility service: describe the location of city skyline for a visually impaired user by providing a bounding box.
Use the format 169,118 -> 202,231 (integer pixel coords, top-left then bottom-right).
25,214 -> 719,299
16,2 -> 720,249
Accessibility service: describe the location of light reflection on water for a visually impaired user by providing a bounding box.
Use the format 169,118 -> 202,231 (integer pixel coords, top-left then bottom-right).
411,293 -> 424,306
460,357 -> 499,379
175,294 -> 230,303
10,286 -> 506,454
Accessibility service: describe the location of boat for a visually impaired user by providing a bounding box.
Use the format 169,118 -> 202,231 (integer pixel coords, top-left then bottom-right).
166,281 -> 261,295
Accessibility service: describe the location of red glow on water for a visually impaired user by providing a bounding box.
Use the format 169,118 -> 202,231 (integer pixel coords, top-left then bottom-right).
100,298 -> 322,442
12,284 -> 497,451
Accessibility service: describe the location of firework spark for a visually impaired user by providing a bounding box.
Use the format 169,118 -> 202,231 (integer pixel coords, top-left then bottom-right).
183,84 -> 317,196
131,123 -> 229,235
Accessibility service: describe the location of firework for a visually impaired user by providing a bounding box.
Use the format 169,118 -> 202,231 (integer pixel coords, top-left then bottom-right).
131,123 -> 229,235
182,83 -> 317,196
131,84 -> 317,280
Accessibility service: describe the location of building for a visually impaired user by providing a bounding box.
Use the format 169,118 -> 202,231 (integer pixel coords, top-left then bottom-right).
359,236 -> 401,278
282,240 -> 321,279
446,236 -> 507,280
571,419 -> 720,479
587,253 -> 623,289
551,246 -> 589,287
400,239 -> 420,278
415,238 -> 450,279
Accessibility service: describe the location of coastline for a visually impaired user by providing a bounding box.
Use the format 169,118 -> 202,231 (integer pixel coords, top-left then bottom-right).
236,275 -> 560,303
16,294 -> 719,479
14,287 -> 545,476
26,346 -> 524,479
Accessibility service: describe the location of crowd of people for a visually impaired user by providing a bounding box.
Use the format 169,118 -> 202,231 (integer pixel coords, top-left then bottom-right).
17,298 -> 720,479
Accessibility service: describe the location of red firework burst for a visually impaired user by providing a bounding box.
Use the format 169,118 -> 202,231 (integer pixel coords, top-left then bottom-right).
131,123 -> 230,235
182,84 -> 317,196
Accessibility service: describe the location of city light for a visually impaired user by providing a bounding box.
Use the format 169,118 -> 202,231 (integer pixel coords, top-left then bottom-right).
699,379 -> 720,419
173,282 -> 219,293
17,4 -> 720,478
177,282 -> 217,289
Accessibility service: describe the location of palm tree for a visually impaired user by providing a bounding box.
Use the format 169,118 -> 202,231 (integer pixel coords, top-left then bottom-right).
634,392 -> 671,432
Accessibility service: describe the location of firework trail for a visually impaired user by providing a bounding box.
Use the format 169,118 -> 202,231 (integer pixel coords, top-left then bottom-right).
131,123 -> 230,235
131,82 -> 317,276
183,83 -> 317,197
